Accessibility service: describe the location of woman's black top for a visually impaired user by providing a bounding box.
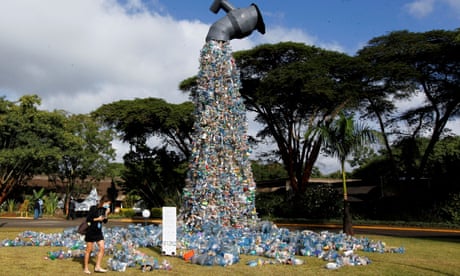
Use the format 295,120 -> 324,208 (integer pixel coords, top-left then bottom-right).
84,206 -> 108,242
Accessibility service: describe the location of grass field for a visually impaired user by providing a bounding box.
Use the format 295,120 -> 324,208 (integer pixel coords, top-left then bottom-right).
1,227 -> 459,276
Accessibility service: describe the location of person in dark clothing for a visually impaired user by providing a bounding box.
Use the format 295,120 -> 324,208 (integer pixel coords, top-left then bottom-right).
33,200 -> 40,220
83,195 -> 111,274
67,197 -> 76,220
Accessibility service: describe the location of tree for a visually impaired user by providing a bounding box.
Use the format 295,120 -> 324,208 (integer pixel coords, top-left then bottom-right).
315,112 -> 375,235
427,136 -> 460,193
46,114 -> 115,214
358,29 -> 460,180
106,162 -> 124,213
386,135 -> 460,197
122,146 -> 187,207
0,95 -> 65,205
355,72 -> 401,180
236,43 -> 363,196
352,134 -> 460,221
92,98 -> 194,207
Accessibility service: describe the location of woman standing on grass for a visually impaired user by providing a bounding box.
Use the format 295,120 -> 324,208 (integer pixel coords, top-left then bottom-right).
83,195 -> 111,274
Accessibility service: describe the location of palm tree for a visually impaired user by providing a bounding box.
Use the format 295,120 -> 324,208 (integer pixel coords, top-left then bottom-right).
316,112 -> 375,235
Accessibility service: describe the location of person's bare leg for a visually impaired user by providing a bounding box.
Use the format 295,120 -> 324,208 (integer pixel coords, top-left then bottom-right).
94,240 -> 107,272
84,242 -> 93,273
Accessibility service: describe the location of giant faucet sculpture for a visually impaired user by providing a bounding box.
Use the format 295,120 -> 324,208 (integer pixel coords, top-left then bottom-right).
206,0 -> 265,41
178,0 -> 265,232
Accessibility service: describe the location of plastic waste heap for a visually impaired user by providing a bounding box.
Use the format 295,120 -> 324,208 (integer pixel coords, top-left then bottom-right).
178,40 -> 257,231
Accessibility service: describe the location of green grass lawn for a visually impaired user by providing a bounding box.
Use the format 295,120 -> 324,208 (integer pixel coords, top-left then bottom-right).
1,227 -> 459,276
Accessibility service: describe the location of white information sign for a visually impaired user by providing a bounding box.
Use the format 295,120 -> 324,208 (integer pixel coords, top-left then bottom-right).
161,207 -> 177,255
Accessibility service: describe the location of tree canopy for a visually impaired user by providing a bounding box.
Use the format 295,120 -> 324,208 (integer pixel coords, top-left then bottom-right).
0,96 -> 63,204
92,98 -> 194,159
0,95 -> 115,205
234,42 -> 362,194
358,29 -> 460,180
46,113 -> 115,209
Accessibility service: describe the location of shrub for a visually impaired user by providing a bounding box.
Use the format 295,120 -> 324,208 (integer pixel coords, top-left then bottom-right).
43,192 -> 59,216
283,184 -> 342,219
7,199 -> 16,213
150,208 -> 162,218
119,208 -> 136,218
303,184 -> 342,219
439,193 -> 460,223
256,192 -> 284,218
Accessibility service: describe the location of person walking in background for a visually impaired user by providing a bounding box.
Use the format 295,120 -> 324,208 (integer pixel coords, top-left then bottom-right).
33,199 -> 40,219
83,195 -> 111,274
67,197 -> 76,220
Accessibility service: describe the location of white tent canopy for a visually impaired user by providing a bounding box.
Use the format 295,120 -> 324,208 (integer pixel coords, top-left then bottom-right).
74,187 -> 100,212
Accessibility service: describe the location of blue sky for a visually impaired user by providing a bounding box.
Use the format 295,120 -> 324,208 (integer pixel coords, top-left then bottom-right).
0,0 -> 458,171
146,0 -> 460,54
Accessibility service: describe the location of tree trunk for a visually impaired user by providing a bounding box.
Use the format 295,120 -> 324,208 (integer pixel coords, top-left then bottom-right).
341,162 -> 354,235
300,138 -> 322,193
343,200 -> 354,236
0,178 -> 16,206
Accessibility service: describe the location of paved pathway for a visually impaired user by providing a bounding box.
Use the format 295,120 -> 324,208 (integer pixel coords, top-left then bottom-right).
275,222 -> 460,238
0,217 -> 158,229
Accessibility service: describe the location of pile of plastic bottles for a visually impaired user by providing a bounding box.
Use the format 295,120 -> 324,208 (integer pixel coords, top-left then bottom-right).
0,220 -> 404,271
178,40 -> 258,232
177,220 -> 404,268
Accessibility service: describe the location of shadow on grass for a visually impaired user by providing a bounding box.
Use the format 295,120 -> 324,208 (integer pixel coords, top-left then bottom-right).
70,257 -> 85,271
407,235 -> 460,244
374,258 -> 456,276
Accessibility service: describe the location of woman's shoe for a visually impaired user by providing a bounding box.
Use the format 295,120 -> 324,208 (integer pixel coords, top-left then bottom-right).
83,270 -> 91,274
94,268 -> 107,273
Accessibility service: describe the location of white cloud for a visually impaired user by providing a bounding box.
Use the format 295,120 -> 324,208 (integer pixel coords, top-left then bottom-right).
0,0 -> 208,113
405,0 -> 460,19
405,0 -> 435,18
257,26 -> 316,45
253,26 -> 346,53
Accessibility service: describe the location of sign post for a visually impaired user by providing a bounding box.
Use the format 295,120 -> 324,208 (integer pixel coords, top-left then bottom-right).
162,207 -> 176,255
